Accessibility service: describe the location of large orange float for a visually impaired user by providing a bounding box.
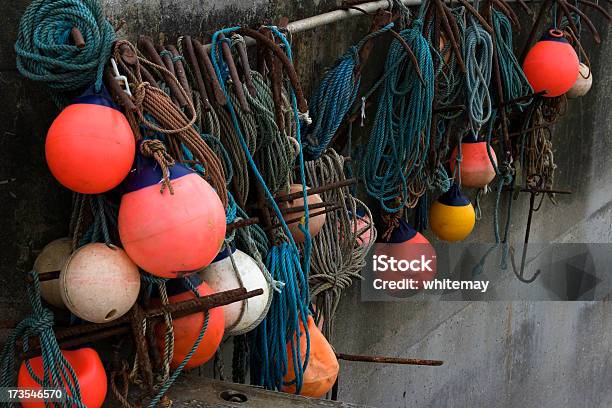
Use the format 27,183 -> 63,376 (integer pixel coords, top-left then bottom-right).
118,154 -> 226,278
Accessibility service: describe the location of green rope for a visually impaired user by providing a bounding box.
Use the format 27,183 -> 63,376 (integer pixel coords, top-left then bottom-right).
1,271 -> 85,407
15,0 -> 115,107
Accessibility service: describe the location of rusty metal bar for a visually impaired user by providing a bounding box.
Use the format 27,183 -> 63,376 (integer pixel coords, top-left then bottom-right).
336,353 -> 444,366
274,178 -> 357,204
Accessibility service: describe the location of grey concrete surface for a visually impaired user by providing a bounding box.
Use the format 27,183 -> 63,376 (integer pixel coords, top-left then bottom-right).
0,1 -> 610,407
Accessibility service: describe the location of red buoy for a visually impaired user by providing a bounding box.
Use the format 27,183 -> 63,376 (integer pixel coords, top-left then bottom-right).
374,219 -> 437,297
46,89 -> 135,194
18,348 -> 107,408
118,153 -> 226,278
523,29 -> 579,97
152,275 -> 225,369
450,139 -> 497,188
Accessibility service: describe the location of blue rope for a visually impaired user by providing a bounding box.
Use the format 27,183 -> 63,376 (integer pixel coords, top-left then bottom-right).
15,0 -> 115,107
303,23 -> 394,159
210,26 -> 311,393
1,271 -> 85,407
360,20 -> 434,213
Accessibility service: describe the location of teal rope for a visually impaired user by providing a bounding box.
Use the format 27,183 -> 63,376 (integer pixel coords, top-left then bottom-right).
1,271 -> 85,407
303,23 -> 394,159
15,0 -> 115,106
463,10 -> 493,136
491,9 -> 533,109
361,20 -> 434,213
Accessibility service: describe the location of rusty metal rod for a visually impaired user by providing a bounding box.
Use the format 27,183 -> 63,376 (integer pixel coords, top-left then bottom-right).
70,28 -> 85,49
265,205 -> 341,231
336,353 -> 444,366
274,178 -> 357,204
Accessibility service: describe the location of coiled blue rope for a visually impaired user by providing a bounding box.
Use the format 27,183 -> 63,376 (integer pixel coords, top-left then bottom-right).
303,23 -> 394,159
361,20 -> 434,213
15,0 -> 115,106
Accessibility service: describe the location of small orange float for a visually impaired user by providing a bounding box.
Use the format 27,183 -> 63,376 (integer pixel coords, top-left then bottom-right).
282,315 -> 339,398
18,348 -> 107,408
450,138 -> 497,188
152,274 -> 225,370
280,184 -> 326,243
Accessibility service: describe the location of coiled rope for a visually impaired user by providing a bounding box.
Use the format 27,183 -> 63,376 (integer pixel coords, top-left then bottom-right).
15,0 -> 115,106
303,23 -> 394,160
361,19 -> 435,213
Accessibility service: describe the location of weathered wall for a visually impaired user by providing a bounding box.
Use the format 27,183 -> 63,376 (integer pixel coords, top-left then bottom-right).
1,1 -> 610,407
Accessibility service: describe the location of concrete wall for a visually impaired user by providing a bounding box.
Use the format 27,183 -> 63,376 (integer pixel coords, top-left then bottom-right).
1,1 -> 610,407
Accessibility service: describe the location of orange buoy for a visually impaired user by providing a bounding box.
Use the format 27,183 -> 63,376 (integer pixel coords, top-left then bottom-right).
60,243 -> 140,323
430,183 -> 475,242
118,154 -> 226,278
282,315 -> 339,398
18,348 -> 107,408
566,63 -> 593,98
152,274 -> 225,369
522,29 -> 579,97
34,237 -> 72,309
450,138 -> 497,188
280,184 -> 326,243
374,219 -> 437,296
46,88 -> 135,194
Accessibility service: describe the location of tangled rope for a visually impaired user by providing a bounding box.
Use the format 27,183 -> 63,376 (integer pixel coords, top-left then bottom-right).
15,0 -> 115,106
361,19 -> 434,213
1,271 -> 85,407
303,23 -> 394,160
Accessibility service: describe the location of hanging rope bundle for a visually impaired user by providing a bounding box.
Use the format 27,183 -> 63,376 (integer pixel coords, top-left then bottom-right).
15,0 -> 115,106
361,19 -> 435,213
113,40 -> 228,208
491,9 -> 533,107
303,23 -> 394,160
1,271 -> 86,407
305,149 -> 376,339
210,26 -> 312,393
463,4 -> 493,136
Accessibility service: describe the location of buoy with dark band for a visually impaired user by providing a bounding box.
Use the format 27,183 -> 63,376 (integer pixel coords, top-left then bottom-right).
152,274 -> 225,370
60,243 -> 140,323
450,138 -> 497,188
282,315 -> 339,398
430,184 -> 476,242
118,153 -> 226,278
522,29 -> 579,97
18,348 -> 107,408
200,246 -> 271,335
34,237 -> 72,309
45,86 -> 135,194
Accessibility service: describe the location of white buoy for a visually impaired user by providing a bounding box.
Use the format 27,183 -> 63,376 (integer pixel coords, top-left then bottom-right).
60,243 -> 140,323
567,63 -> 593,98
34,238 -> 72,309
200,248 -> 271,335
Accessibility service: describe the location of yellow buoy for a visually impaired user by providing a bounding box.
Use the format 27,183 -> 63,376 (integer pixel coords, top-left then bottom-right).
430,184 -> 475,242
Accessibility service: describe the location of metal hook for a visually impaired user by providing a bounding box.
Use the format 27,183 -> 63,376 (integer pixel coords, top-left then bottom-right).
510,191 -> 542,283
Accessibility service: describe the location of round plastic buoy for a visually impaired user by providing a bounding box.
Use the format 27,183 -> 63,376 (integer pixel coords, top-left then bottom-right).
566,63 -> 593,98
46,91 -> 135,193
18,348 -> 107,408
200,247 -> 271,335
282,315 -> 339,398
430,184 -> 476,242
34,238 -> 72,309
118,154 -> 226,278
523,29 -> 579,97
152,275 -> 225,370
60,243 -> 140,323
450,139 -> 497,188
280,184 -> 326,243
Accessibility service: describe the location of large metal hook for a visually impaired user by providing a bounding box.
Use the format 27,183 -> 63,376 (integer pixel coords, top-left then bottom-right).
510,191 -> 542,283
